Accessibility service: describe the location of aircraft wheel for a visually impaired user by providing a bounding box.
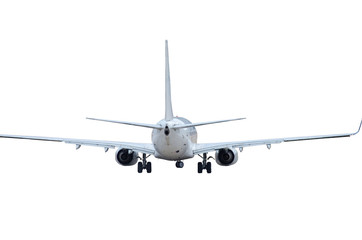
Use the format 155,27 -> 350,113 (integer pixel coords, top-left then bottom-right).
176,161 -> 184,168
137,162 -> 143,173
146,162 -> 152,173
206,162 -> 212,174
197,162 -> 203,173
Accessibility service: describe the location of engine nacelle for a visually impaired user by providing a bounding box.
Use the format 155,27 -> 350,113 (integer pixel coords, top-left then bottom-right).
215,148 -> 238,166
115,148 -> 138,166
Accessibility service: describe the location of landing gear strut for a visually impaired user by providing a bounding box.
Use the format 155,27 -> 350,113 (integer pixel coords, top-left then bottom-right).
197,153 -> 212,173
175,161 -> 184,168
138,153 -> 152,173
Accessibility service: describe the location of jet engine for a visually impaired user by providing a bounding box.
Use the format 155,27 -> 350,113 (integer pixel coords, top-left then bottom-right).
115,148 -> 138,166
215,148 -> 238,166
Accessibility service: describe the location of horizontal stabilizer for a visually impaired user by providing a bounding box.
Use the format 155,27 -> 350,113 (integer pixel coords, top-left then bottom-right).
86,117 -> 163,130
172,118 -> 246,129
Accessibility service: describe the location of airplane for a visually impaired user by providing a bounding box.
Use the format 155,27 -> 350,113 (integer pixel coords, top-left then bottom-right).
0,40 -> 361,174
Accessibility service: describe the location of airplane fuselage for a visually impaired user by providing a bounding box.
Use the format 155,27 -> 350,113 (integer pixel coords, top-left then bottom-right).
152,117 -> 197,160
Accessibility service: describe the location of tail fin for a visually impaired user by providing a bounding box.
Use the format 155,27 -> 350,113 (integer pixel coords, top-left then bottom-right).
165,40 -> 174,121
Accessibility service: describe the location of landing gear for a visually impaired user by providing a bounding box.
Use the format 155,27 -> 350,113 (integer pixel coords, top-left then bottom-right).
197,162 -> 203,173
138,162 -> 143,173
197,153 -> 213,174
137,153 -> 152,173
146,162 -> 152,173
175,161 -> 184,168
206,162 -> 212,173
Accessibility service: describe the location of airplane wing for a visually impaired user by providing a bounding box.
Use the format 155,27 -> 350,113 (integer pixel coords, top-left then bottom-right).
193,120 -> 362,155
0,133 -> 155,155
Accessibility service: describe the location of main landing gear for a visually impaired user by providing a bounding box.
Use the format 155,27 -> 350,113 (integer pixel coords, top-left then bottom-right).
197,153 -> 213,174
138,153 -> 152,173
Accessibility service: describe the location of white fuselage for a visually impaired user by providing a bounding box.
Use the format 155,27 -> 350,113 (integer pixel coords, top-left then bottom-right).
152,117 -> 197,160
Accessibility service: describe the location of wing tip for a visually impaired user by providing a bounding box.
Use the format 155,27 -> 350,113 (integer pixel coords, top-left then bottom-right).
353,119 -> 362,135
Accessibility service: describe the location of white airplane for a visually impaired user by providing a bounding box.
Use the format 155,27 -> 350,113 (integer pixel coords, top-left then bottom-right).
0,41 -> 361,174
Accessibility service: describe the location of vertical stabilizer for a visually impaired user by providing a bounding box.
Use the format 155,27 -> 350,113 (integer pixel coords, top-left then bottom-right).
165,40 -> 174,121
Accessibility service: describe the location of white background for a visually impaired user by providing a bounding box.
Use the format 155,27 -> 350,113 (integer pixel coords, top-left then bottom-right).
0,0 -> 361,239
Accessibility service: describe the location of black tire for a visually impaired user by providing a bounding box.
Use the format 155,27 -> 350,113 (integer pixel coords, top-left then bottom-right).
206,162 -> 212,173
197,162 -> 203,173
137,162 -> 143,173
146,162 -> 152,173
176,161 -> 184,168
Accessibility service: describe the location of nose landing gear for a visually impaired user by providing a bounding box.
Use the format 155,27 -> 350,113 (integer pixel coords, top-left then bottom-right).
197,153 -> 213,173
175,161 -> 184,168
137,153 -> 152,173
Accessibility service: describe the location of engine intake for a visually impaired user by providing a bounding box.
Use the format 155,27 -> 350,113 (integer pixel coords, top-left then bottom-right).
115,148 -> 138,166
215,148 -> 238,166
